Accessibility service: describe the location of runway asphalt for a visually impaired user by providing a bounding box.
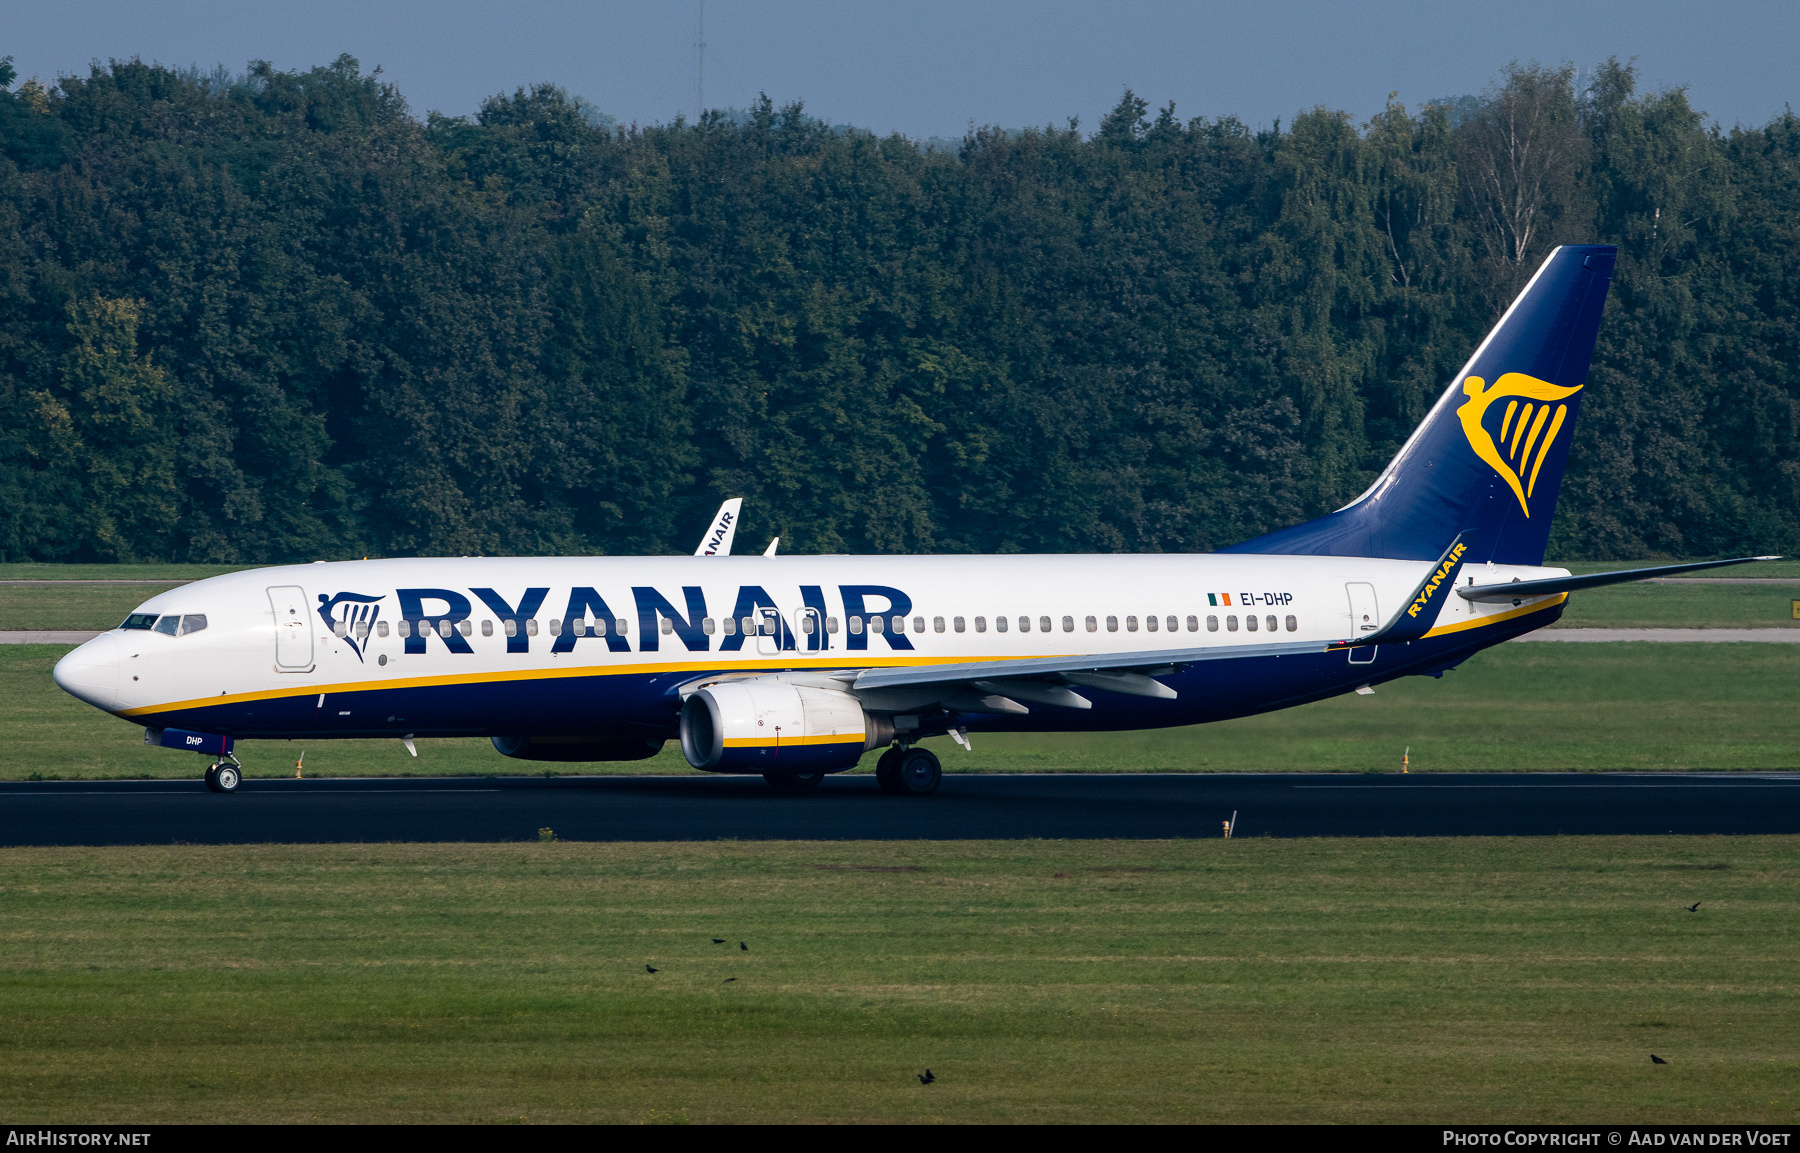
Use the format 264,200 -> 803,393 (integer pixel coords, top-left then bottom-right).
2,772 -> 1797,844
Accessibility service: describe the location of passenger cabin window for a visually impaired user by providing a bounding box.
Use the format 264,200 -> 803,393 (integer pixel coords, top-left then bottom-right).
1167,616 -> 1179,633
954,616 -> 966,633
1207,615 -> 1219,632
974,616 -> 987,633
397,620 -> 412,638
801,616 -> 816,635
377,621 -> 390,638
1041,616 -> 1054,633
1186,615 -> 1198,632
849,616 -> 864,634
1106,615 -> 1118,632
826,617 -> 839,633
1267,615 -> 1279,632
121,612 -> 158,631
661,618 -> 675,635
1145,615 -> 1158,633
548,618 -> 562,634
1285,615 -> 1297,632
353,620 -> 369,639
723,617 -> 737,635
331,619 -> 347,638
1126,615 -> 1138,632
1085,615 -> 1097,632
1226,615 -> 1239,632
458,620 -> 473,636
179,614 -> 208,636
504,620 -> 518,637
933,616 -> 945,633
1246,615 -> 1259,631
913,616 -> 925,633
995,616 -> 1008,633
481,620 -> 494,637
1018,616 -> 1030,633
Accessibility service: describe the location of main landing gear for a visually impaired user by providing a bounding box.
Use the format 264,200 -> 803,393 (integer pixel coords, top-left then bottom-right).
204,755 -> 243,794
875,745 -> 941,796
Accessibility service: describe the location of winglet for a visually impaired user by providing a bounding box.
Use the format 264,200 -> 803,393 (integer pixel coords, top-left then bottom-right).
1329,532 -> 1473,650
694,498 -> 743,556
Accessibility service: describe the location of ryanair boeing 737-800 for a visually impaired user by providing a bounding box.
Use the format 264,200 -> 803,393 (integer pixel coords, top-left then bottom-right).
50,245 -> 1775,794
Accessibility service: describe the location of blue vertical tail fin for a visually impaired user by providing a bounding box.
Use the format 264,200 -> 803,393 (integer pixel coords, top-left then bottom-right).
1222,244 -> 1616,565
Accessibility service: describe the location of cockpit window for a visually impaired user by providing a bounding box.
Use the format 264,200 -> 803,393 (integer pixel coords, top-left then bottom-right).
152,615 -> 180,636
178,614 -> 207,636
121,613 -> 158,630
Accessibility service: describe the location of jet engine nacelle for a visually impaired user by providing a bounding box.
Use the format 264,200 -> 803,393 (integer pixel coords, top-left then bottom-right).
679,681 -> 893,773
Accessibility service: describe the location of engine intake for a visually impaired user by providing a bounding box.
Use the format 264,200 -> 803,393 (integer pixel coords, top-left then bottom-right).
680,682 -> 892,773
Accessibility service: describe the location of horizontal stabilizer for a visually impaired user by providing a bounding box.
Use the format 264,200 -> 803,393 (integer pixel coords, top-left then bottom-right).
1457,556 -> 1783,603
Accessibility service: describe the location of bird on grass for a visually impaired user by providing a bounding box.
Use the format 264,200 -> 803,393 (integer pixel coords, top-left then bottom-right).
1685,902 -> 1702,913
740,941 -> 748,951
723,977 -> 737,983
917,1070 -> 935,1085
645,965 -> 659,974
712,938 -> 726,944
1651,1055 -> 1668,1065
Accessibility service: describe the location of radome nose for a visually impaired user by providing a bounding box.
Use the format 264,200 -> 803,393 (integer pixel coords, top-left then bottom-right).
53,633 -> 122,711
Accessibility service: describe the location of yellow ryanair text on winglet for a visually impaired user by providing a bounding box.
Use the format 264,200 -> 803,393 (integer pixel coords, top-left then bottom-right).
1406,541 -> 1468,619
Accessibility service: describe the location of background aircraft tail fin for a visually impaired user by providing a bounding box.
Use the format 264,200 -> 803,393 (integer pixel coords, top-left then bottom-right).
694,498 -> 743,556
1223,244 -> 1616,565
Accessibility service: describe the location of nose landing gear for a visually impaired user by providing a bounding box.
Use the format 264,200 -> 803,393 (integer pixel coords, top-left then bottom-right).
204,755 -> 243,794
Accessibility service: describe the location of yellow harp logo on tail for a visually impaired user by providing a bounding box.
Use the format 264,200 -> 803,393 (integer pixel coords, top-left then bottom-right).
1457,373 -> 1583,517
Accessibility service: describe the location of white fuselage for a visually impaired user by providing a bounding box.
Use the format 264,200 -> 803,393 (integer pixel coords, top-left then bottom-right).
53,553 -> 1568,750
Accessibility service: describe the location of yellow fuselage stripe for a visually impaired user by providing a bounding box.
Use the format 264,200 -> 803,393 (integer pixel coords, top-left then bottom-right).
1420,594 -> 1565,638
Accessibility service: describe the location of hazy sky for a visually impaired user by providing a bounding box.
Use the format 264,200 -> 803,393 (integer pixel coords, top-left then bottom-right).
6,1 -> 1796,137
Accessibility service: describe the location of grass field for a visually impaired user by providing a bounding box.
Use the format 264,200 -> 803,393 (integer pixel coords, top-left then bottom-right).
0,836 -> 1791,1123
4,560 -> 1797,631
6,641 -> 1797,780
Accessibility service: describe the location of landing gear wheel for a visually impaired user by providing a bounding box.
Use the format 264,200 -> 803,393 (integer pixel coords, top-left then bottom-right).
205,762 -> 241,794
882,747 -> 941,796
874,747 -> 904,794
763,771 -> 824,790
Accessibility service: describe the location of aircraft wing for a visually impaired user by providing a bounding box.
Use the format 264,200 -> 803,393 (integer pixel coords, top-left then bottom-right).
846,640 -> 1329,713
1457,555 -> 1781,603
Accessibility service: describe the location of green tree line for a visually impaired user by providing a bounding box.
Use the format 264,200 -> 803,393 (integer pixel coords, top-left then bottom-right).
1,53 -> 1795,562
